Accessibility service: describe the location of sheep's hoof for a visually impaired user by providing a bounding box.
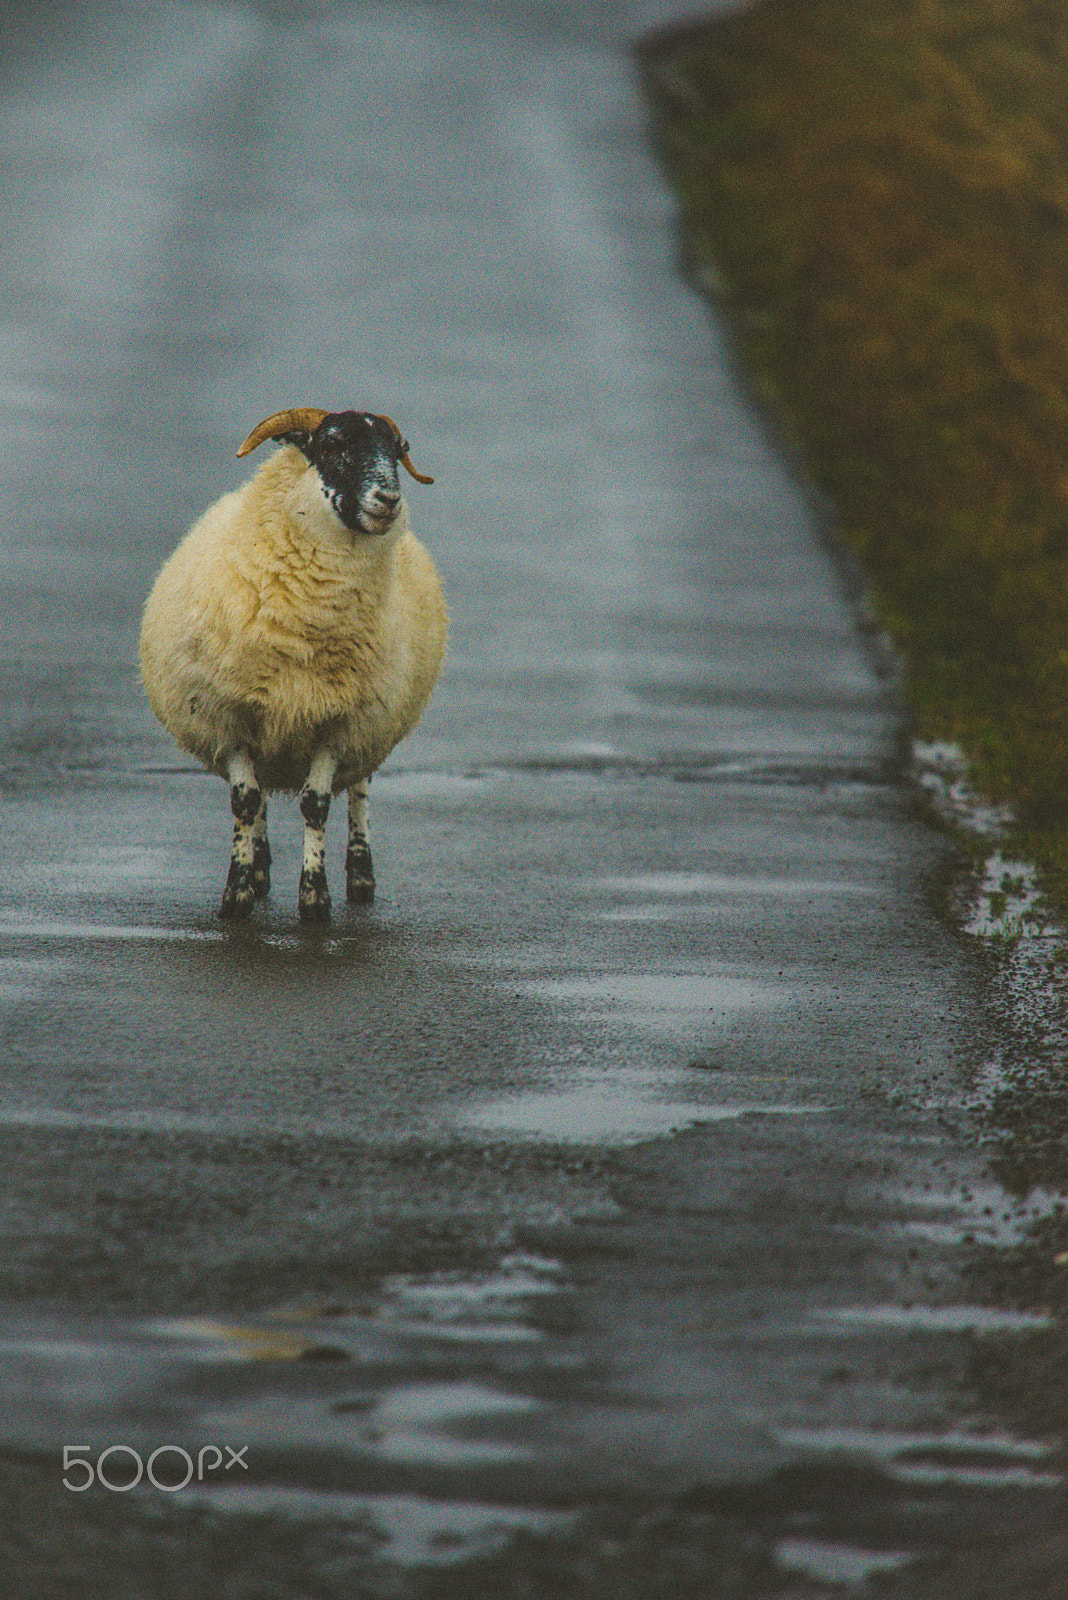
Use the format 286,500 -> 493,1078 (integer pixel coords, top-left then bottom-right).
251,837 -> 272,898
218,875 -> 256,920
346,846 -> 375,904
299,870 -> 332,924
347,875 -> 375,905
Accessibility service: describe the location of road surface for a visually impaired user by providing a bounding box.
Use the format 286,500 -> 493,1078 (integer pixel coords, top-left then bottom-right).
0,2 -> 1057,1594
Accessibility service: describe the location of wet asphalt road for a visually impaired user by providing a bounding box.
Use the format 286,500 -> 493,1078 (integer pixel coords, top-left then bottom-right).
0,2 -> 1059,1594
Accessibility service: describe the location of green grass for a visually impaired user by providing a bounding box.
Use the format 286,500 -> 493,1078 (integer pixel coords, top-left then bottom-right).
639,0 -> 1068,908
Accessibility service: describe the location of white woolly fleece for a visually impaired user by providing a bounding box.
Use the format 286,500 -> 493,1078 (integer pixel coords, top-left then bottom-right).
140,445 -> 448,795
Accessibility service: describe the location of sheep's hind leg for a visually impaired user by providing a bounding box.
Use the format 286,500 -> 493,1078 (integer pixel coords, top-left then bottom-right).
219,752 -> 262,920
299,751 -> 337,923
346,778 -> 375,904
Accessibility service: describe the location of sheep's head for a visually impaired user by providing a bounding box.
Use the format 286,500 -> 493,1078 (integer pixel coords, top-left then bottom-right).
237,407 -> 433,537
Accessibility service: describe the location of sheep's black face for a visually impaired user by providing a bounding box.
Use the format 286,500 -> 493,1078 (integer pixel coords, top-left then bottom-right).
307,412 -> 405,536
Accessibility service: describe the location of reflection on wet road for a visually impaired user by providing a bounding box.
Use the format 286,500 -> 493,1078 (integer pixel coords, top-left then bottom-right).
0,0 -> 1059,1593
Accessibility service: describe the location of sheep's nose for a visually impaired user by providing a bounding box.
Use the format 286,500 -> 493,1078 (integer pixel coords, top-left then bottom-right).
369,487 -> 400,512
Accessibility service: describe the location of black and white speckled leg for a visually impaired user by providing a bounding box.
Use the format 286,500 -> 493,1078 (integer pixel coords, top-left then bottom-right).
299,750 -> 336,923
251,795 -> 271,898
219,751 -> 262,920
346,778 -> 375,904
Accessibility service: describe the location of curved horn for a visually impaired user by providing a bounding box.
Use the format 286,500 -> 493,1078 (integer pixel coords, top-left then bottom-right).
236,407 -> 330,458
376,413 -> 435,484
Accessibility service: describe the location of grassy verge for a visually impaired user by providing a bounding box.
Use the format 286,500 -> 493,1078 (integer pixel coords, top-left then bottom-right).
638,0 -> 1068,910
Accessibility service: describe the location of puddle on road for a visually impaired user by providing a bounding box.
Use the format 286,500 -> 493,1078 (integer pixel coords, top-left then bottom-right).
894,1179 -> 1063,1251
524,971 -> 791,1012
187,1364 -> 546,1472
598,870 -> 874,898
148,1258 -> 562,1471
188,1486 -> 575,1568
147,1253 -> 564,1362
814,1303 -> 1052,1335
774,1536 -> 913,1586
964,850 -> 1048,942
0,1252 -> 564,1485
460,1061 -> 825,1143
374,1253 -> 562,1344
912,739 -> 1015,838
366,1381 -> 539,1466
169,1373 -> 544,1472
0,915 -> 221,943
457,927 -> 813,1142
776,1425 -> 1061,1491
519,970 -> 796,1044
594,869 -> 874,923
463,1085 -> 708,1142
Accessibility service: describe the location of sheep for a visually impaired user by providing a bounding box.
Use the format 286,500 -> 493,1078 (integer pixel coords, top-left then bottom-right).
139,406 -> 448,923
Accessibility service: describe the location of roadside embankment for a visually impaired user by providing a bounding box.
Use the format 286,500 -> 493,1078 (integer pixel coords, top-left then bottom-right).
638,0 -> 1068,913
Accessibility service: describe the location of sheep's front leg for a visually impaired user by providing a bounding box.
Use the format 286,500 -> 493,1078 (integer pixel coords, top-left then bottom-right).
251,796 -> 271,898
346,778 -> 375,904
299,750 -> 337,923
219,752 -> 263,920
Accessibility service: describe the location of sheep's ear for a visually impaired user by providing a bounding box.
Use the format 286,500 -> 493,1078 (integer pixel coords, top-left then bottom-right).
278,429 -> 315,457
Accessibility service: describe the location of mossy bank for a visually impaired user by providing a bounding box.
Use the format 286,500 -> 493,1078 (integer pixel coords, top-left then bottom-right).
638,0 -> 1068,914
